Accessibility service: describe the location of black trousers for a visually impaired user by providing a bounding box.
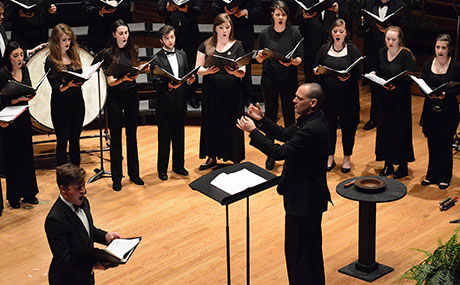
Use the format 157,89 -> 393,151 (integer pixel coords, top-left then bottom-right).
285,213 -> 325,285
261,77 -> 297,129
51,93 -> 85,166
107,87 -> 140,182
426,133 -> 454,183
302,56 -> 319,84
156,113 -> 185,173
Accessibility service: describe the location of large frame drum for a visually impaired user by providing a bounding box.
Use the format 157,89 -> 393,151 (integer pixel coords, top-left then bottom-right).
27,46 -> 107,133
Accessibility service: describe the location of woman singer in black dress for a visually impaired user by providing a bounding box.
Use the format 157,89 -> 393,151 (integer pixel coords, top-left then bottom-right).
420,34 -> 460,189
373,25 -> 415,179
45,23 -> 84,166
314,18 -> 361,173
256,0 -> 303,170
102,19 -> 143,191
195,13 -> 246,170
0,41 -> 39,209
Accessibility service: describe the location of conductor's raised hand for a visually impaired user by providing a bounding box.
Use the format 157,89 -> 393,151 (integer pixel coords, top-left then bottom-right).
247,103 -> 264,120
302,10 -> 317,19
236,116 -> 256,132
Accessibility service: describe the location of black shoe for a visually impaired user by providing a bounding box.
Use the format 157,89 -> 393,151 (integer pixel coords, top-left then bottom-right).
159,172 -> 168,181
327,161 -> 336,172
199,159 -> 216,171
23,197 -> 39,204
130,176 -> 144,185
439,183 -> 450,190
379,165 -> 394,176
421,179 -> 433,186
113,181 -> 122,191
341,167 -> 351,173
363,120 -> 376,130
394,165 -> 408,179
9,201 -> 20,209
265,157 -> 275,170
173,168 -> 189,176
190,98 -> 200,109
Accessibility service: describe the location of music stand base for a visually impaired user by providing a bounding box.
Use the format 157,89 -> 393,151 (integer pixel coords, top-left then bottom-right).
338,261 -> 394,282
88,168 -> 112,184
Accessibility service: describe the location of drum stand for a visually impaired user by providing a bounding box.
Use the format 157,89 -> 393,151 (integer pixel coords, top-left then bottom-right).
88,66 -> 111,183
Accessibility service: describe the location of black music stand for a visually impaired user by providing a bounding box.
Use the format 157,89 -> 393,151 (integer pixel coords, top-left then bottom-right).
88,50 -> 111,183
189,162 -> 279,285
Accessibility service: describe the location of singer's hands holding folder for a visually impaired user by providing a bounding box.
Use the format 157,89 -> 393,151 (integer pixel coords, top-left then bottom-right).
224,6 -> 239,15
328,2 -> 339,14
302,10 -> 317,19
338,73 -> 351,82
279,57 -> 301,67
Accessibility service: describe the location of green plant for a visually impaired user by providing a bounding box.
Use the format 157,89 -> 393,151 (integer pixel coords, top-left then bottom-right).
399,226 -> 460,285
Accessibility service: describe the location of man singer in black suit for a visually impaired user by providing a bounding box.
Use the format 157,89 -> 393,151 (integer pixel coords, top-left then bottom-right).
237,83 -> 332,284
45,163 -> 123,285
152,25 -> 195,181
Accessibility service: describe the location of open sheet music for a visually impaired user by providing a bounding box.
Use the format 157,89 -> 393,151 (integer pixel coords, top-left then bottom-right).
153,65 -> 199,84
361,7 -> 404,28
316,56 -> 365,76
99,0 -> 124,8
294,0 -> 333,14
9,0 -> 50,11
221,0 -> 241,9
409,75 -> 460,95
210,168 -> 267,195
204,51 -> 254,68
262,38 -> 304,63
1,69 -> 50,97
364,70 -> 410,86
104,58 -> 154,78
0,105 -> 28,123
92,237 -> 141,266
50,61 -> 104,84
169,0 -> 189,6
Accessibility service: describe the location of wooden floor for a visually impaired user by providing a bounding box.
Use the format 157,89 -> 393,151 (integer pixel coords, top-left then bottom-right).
1,86 -> 460,285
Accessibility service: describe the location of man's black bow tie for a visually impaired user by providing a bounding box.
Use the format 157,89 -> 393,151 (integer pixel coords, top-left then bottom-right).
164,50 -> 176,55
73,203 -> 84,211
379,2 -> 389,8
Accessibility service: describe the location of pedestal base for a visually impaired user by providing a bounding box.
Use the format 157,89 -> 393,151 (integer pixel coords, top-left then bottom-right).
338,261 -> 394,282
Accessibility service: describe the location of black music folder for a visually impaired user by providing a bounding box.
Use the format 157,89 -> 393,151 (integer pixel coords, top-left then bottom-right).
90,237 -> 142,266
104,58 -> 153,78
153,65 -> 199,84
9,0 -> 50,12
409,75 -> 460,96
361,7 -> 404,28
204,51 -> 254,68
262,38 -> 304,63
294,0 -> 333,14
316,56 -> 365,76
364,70 -> 411,87
1,69 -> 50,98
50,61 -> 103,84
189,162 -> 279,205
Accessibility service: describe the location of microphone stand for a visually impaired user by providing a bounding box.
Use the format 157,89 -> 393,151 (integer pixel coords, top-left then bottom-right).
88,49 -> 111,183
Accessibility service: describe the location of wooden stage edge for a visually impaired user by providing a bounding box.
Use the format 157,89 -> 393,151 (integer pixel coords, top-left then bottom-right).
1,86 -> 460,285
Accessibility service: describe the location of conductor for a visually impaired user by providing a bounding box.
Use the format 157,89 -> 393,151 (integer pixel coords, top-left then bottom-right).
45,163 -> 123,285
237,83 -> 332,284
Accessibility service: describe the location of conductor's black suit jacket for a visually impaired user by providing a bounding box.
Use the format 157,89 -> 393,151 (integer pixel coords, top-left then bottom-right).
45,197 -> 108,285
249,110 -> 332,216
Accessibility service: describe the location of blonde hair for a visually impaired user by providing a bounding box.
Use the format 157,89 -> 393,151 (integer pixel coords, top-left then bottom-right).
204,13 -> 235,55
48,23 -> 82,71
385,25 -> 415,61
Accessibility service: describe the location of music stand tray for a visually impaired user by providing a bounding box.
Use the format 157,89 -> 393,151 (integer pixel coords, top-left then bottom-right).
189,162 -> 279,284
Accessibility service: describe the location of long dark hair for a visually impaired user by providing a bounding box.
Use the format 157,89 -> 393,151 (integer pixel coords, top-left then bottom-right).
106,19 -> 138,66
2,41 -> 22,72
